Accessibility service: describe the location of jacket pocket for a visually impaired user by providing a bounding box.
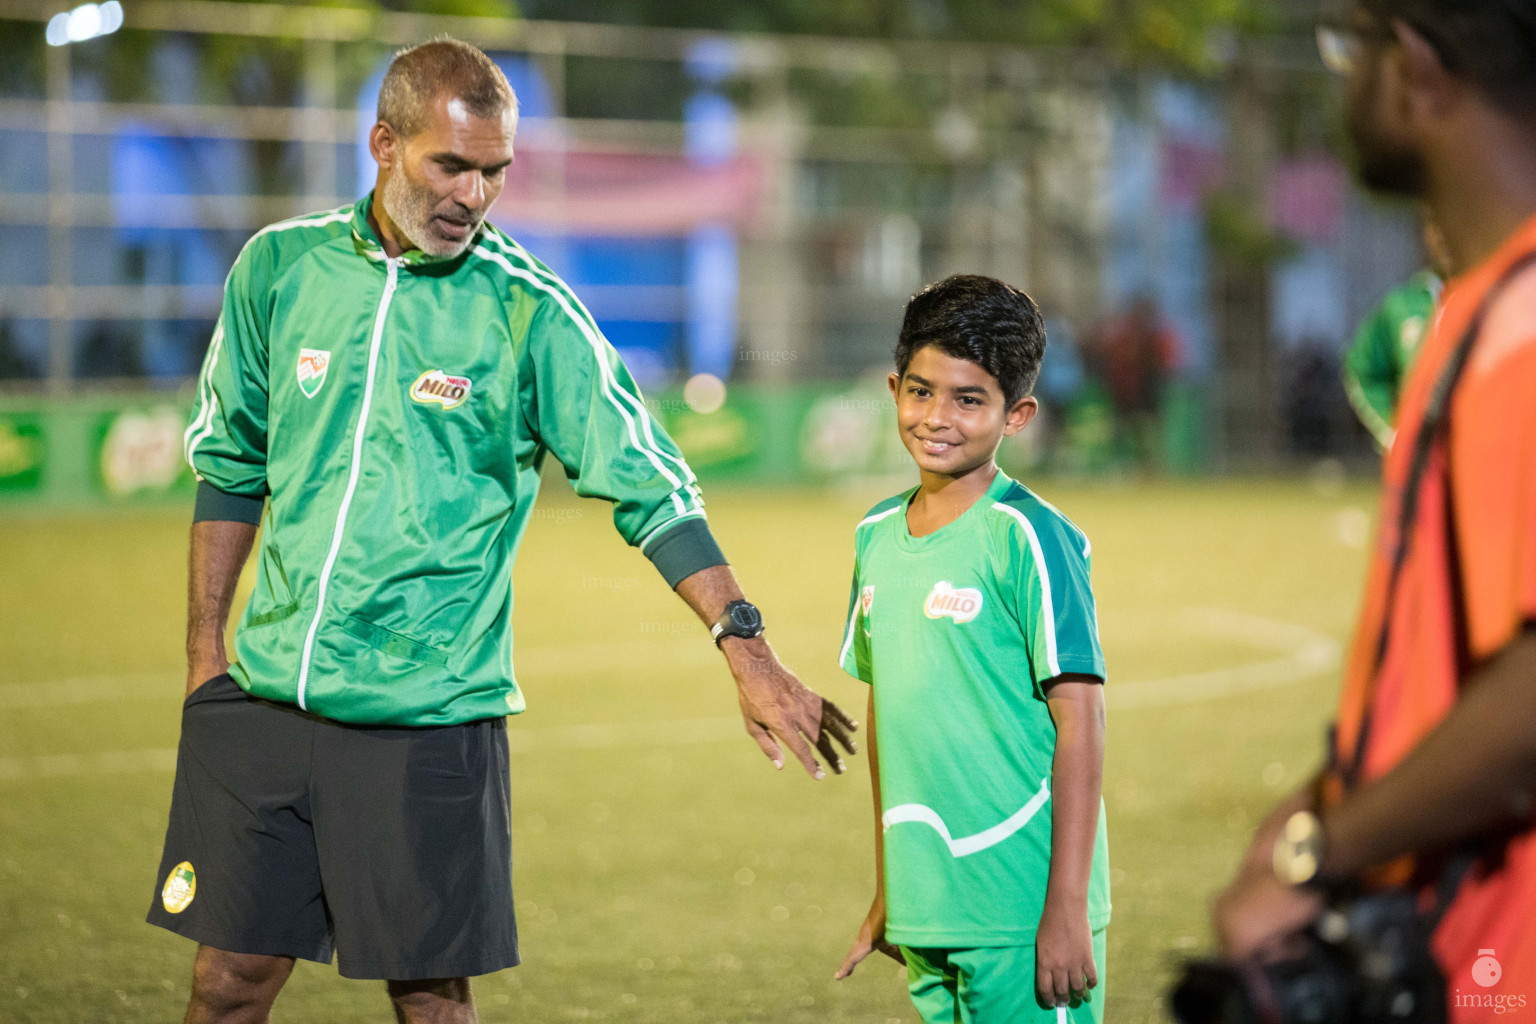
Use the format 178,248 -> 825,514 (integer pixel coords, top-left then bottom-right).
246,601 -> 299,628
338,614 -> 450,667
245,540 -> 299,629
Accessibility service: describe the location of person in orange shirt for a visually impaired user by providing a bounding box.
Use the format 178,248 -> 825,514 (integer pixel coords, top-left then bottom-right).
1212,0 -> 1536,1018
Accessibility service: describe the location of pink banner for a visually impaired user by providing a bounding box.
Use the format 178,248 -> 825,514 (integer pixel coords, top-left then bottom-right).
491,148 -> 766,237
1269,155 -> 1348,245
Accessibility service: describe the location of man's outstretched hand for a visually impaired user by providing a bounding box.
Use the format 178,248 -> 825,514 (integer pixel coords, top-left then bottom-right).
723,635 -> 858,779
671,564 -> 857,777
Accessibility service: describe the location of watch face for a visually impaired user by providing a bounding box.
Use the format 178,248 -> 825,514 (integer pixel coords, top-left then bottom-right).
1273,812 -> 1323,886
730,603 -> 762,632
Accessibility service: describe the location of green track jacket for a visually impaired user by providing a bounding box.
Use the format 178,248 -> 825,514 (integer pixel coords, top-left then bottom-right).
185,195 -> 711,726
1342,269 -> 1441,451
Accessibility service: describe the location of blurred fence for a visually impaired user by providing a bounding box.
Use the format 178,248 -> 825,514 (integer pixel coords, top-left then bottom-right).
0,0 -> 1422,493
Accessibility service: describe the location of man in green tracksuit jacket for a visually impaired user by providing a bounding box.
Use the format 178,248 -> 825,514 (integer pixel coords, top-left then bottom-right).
1341,216 -> 1449,452
1342,268 -> 1441,451
149,39 -> 856,1024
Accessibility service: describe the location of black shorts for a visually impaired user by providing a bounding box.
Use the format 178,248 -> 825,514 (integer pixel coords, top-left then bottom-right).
147,673 -> 517,980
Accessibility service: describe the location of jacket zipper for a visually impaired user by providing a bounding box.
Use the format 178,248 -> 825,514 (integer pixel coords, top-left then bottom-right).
295,256 -> 400,710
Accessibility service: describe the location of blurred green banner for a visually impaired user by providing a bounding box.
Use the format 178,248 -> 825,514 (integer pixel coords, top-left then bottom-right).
0,382 -> 1206,508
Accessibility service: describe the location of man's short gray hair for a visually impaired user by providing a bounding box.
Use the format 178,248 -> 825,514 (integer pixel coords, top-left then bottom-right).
377,37 -> 518,139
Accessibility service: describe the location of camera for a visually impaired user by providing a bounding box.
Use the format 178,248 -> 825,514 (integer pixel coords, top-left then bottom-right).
1170,890 -> 1446,1024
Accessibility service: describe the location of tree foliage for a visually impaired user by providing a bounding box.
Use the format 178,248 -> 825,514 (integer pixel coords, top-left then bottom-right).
523,0 -> 1277,69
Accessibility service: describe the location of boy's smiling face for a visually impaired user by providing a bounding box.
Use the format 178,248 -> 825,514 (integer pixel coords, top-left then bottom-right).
889,344 -> 1037,480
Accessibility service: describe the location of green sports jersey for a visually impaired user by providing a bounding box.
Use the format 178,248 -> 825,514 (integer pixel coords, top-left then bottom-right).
186,194 -> 706,727
840,470 -> 1111,947
1343,269 -> 1441,450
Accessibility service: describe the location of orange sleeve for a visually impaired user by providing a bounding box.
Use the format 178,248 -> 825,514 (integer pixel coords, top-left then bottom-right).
1452,332 -> 1536,660
1518,356 -> 1536,631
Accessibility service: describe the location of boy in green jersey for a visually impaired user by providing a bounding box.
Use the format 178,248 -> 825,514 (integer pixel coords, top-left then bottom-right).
833,276 -> 1110,1022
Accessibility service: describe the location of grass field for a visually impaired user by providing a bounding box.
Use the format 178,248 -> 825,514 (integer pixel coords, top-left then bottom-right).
0,475 -> 1379,1023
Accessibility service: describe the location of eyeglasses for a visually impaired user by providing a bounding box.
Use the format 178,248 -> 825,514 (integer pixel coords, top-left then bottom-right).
1315,19 -> 1395,76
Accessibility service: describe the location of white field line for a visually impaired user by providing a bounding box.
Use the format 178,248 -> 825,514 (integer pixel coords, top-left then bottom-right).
0,716 -> 749,782
0,747 -> 178,781
0,671 -> 172,709
1105,607 -> 1340,710
0,609 -> 1340,781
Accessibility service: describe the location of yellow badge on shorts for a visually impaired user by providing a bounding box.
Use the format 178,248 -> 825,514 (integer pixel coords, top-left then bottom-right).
162,861 -> 197,914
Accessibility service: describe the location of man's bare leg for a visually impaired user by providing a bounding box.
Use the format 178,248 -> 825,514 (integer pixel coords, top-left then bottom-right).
387,978 -> 477,1024
184,945 -> 294,1024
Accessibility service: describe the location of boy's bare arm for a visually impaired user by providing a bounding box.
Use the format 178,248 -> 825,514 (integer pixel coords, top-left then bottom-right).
867,691 -> 886,904
835,690 -> 903,979
1037,675 -> 1105,1007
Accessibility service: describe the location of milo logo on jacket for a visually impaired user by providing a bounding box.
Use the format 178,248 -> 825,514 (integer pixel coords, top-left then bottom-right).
411,369 -> 472,410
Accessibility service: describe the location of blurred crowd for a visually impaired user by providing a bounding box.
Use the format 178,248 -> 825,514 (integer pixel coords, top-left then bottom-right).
1030,295 -> 1186,475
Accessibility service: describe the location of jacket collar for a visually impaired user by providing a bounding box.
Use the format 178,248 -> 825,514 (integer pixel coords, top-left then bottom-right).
350,191 -> 482,269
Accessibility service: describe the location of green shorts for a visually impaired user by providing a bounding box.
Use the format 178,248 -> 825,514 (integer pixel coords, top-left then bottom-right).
901,928 -> 1107,1024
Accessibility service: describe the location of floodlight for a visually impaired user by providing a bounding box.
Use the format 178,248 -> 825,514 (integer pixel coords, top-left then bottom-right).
45,1 -> 124,46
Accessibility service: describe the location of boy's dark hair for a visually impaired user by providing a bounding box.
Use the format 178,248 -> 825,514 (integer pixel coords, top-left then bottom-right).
1364,0 -> 1536,119
894,275 -> 1046,407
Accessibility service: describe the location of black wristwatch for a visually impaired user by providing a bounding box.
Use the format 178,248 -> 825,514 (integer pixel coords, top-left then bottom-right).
711,599 -> 765,646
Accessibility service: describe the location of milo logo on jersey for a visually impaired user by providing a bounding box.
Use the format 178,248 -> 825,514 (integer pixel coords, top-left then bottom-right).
924,581 -> 983,623
411,370 -> 473,410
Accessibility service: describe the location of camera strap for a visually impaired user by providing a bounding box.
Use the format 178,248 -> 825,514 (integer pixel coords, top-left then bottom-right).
1343,249 -> 1536,789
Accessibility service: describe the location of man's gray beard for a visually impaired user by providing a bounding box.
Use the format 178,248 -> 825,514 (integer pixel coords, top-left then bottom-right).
380,171 -> 478,258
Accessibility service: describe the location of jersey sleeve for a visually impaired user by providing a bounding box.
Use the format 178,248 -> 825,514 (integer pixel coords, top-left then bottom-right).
838,554 -> 873,683
1343,304 -> 1401,452
996,508 -> 1105,690
184,240 -> 271,497
522,292 -> 708,557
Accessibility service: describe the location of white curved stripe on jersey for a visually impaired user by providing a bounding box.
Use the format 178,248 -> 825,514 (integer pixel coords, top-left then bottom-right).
470,243 -> 692,518
295,257 -> 399,710
882,777 -> 1051,858
478,231 -> 701,512
992,501 -> 1061,678
184,209 -> 353,467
